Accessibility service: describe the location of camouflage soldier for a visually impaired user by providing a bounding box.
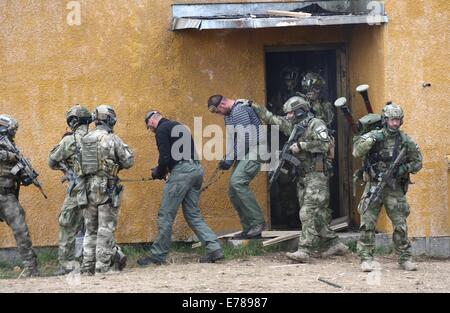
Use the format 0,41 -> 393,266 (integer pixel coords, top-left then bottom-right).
79,105 -> 134,275
269,66 -> 304,227
269,66 -> 303,116
301,72 -> 335,127
250,96 -> 348,263
48,105 -> 91,275
353,102 -> 422,272
0,115 -> 39,277
137,111 -> 223,266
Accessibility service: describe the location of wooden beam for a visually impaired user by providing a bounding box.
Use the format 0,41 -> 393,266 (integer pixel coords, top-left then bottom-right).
266,10 -> 312,18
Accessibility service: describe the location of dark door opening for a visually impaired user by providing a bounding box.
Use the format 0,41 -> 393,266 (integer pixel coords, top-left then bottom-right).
265,48 -> 343,230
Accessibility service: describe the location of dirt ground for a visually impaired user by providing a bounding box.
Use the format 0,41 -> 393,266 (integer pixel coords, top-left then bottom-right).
0,252 -> 449,293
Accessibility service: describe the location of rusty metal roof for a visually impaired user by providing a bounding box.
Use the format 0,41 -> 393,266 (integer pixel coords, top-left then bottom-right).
172,1 -> 388,31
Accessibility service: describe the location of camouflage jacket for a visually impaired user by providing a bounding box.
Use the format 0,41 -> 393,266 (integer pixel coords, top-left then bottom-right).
353,128 -> 423,181
79,125 -> 134,205
81,125 -> 134,176
0,138 -> 28,188
48,124 -> 88,174
311,99 -> 335,127
252,104 -> 331,174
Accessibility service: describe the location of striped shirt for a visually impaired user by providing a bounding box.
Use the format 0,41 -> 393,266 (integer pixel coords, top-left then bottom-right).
224,99 -> 261,161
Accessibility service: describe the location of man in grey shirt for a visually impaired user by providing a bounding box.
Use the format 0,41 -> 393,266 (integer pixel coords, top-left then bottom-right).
207,95 -> 266,239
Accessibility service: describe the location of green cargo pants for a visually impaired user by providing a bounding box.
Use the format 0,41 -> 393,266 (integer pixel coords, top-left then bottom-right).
228,149 -> 265,233
150,161 -> 221,262
58,193 -> 84,269
357,182 -> 412,263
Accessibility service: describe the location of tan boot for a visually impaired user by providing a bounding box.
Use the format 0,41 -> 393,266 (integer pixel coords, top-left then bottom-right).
286,250 -> 310,263
360,260 -> 374,272
321,242 -> 349,258
400,260 -> 417,271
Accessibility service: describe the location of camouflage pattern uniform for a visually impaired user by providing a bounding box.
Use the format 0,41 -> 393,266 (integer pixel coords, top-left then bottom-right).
310,99 -> 335,128
353,103 -> 422,268
268,67 -> 304,227
48,105 -> 90,273
301,72 -> 335,128
252,98 -> 346,261
0,115 -> 38,277
79,105 -> 134,274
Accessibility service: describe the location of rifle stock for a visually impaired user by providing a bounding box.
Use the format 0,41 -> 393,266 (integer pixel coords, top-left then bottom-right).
269,124 -> 304,187
360,148 -> 406,213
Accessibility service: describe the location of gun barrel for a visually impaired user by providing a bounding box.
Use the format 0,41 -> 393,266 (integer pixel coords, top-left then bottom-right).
356,84 -> 373,114
334,97 -> 358,134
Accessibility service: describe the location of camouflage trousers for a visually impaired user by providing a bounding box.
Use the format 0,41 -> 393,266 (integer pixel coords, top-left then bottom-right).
0,193 -> 37,271
228,152 -> 265,233
58,193 -> 84,269
82,199 -> 119,273
357,182 -> 412,263
297,172 -> 337,254
150,161 -> 221,262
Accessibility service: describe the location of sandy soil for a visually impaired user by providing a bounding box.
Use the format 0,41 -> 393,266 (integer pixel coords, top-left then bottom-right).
0,253 -> 449,293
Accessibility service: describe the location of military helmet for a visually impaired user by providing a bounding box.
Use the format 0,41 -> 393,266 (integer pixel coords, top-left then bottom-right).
92,105 -> 117,127
301,72 -> 326,93
280,66 -> 299,81
382,101 -> 404,132
0,114 -> 19,138
382,102 -> 404,120
283,96 -> 311,114
66,105 -> 92,129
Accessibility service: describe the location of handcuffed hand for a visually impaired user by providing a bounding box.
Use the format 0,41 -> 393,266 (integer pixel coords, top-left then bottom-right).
218,159 -> 234,171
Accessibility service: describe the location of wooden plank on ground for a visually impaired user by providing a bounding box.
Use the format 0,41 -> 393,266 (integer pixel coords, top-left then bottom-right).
263,233 -> 299,247
192,230 -> 242,248
266,10 -> 312,18
262,231 -> 300,238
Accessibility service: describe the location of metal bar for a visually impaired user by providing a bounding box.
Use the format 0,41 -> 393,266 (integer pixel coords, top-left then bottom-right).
173,15 -> 388,30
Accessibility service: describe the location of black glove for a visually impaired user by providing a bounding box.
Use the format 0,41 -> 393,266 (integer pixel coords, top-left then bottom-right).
151,167 -> 166,180
219,159 -> 234,171
396,164 -> 409,177
21,176 -> 33,186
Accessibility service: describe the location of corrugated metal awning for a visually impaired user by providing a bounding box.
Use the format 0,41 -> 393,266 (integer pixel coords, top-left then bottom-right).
172,1 -> 388,31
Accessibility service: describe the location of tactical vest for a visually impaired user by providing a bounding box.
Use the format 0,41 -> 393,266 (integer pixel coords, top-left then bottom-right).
365,131 -> 406,179
80,135 -> 100,175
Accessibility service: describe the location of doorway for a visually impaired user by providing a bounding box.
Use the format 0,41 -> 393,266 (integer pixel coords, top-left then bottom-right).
265,45 -> 349,230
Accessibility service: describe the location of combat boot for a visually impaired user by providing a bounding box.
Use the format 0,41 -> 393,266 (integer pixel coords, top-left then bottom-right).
113,248 -> 127,271
246,223 -> 267,238
399,260 -> 417,271
53,266 -> 73,276
360,260 -> 374,272
286,250 -> 310,263
199,249 -> 224,263
22,266 -> 40,278
137,255 -> 163,267
321,242 -> 349,258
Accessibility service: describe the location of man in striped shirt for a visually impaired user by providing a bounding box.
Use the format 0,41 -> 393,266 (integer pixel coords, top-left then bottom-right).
207,95 -> 266,239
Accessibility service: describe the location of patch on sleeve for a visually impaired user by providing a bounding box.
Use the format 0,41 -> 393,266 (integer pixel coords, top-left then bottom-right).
319,130 -> 328,140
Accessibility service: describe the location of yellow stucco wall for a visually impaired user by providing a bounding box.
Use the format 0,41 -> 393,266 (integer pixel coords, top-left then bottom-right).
0,0 -> 349,248
1,0 -> 448,248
